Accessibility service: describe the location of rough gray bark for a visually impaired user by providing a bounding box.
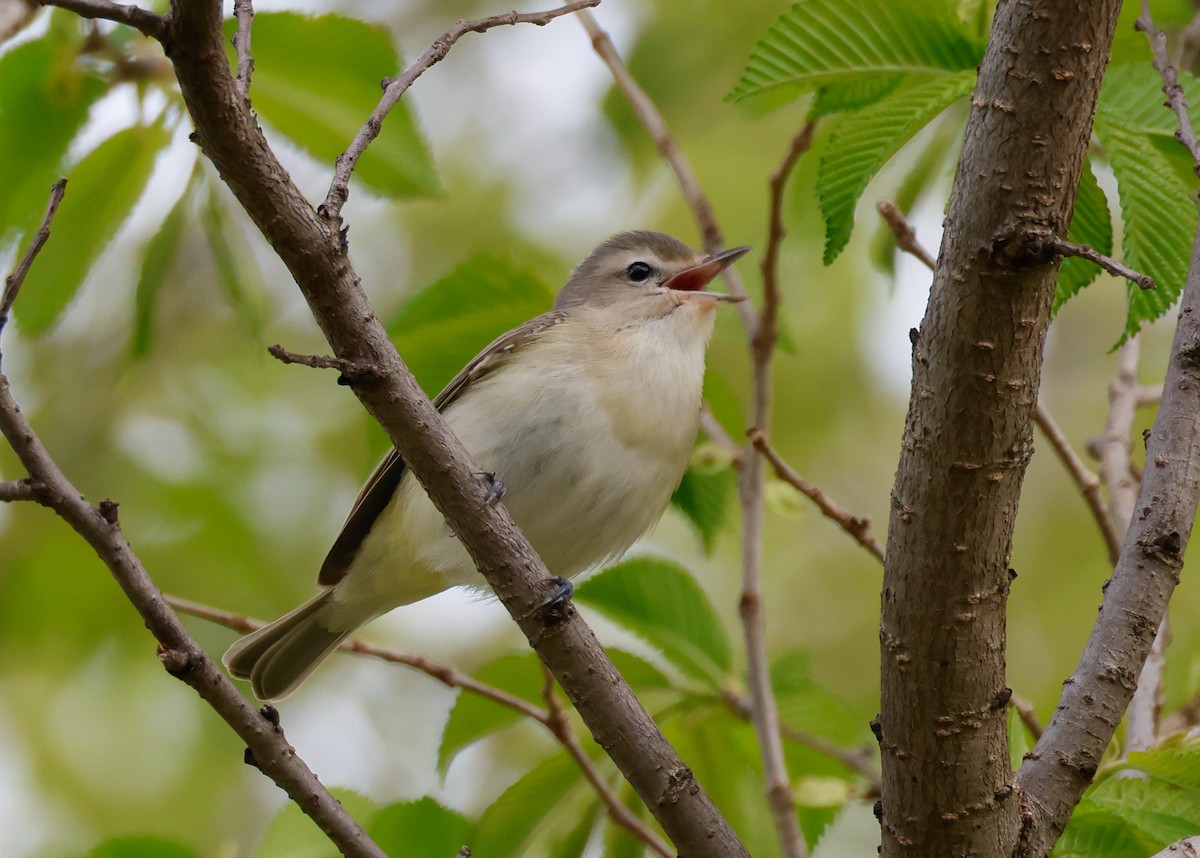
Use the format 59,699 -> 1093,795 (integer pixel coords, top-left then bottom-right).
1016,214 -> 1200,858
878,1 -> 1121,855
153,2 -> 748,855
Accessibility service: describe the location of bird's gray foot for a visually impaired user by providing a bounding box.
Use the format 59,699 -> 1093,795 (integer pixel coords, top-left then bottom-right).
479,471 -> 507,506
537,576 -> 574,626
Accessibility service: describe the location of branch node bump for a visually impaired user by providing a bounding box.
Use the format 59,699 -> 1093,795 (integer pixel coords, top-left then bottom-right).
156,643 -> 192,676
98,498 -> 120,525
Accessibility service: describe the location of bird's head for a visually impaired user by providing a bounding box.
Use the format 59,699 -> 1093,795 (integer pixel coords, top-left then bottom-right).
554,231 -> 750,322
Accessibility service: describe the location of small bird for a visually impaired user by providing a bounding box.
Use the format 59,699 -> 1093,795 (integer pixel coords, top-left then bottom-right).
224,231 -> 749,699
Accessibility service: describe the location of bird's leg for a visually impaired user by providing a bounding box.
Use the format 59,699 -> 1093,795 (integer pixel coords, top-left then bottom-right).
478,471 -> 507,506
536,576 -> 574,626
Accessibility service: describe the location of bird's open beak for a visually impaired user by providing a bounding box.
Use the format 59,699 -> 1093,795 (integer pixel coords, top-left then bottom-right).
662,245 -> 751,302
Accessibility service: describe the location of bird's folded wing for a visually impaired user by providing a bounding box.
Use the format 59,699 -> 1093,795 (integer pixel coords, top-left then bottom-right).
317,310 -> 569,586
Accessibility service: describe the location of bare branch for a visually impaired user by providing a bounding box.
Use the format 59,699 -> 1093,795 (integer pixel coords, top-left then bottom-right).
1136,0 -> 1200,171
1016,22 -> 1200,841
749,427 -> 886,565
37,0 -> 164,38
267,343 -> 380,381
0,478 -> 46,503
1009,692 -> 1044,742
151,6 -> 749,850
876,200 -> 937,271
698,404 -> 744,464
1138,384 -> 1164,408
574,9 -> 756,337
539,666 -> 673,858
1033,403 -> 1122,564
0,374 -> 387,858
232,0 -> 254,99
758,121 -> 816,356
0,179 -> 67,334
166,595 -> 549,722
1151,837 -> 1200,858
171,593 -> 672,856
725,123 -> 822,858
323,0 -> 599,222
1041,234 -> 1155,290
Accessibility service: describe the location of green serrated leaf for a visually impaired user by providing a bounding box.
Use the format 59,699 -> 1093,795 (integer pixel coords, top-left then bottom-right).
730,0 -> 982,102
818,70 -> 976,264
369,797 -> 472,858
438,651 -> 545,775
133,175 -> 194,358
88,836 -> 197,858
226,12 -> 438,199
575,557 -> 731,683
1054,156 -> 1113,313
255,788 -> 380,858
471,752 -> 583,857
17,124 -> 168,335
1095,119 -> 1197,341
670,464 -> 735,554
811,75 -> 905,117
1051,804 -> 1163,858
0,36 -> 108,238
388,253 -> 556,397
1086,776 -> 1200,846
1127,734 -> 1200,789
1098,64 -> 1200,139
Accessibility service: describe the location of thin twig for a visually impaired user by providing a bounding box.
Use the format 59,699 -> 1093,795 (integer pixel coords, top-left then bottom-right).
1017,7 -> 1200,842
323,0 -> 599,223
1099,338 -> 1141,533
0,179 -> 67,334
1041,234 -> 1155,290
0,479 -> 46,503
38,0 -> 164,38
1033,403 -> 1122,565
726,122 -> 819,858
757,121 -> 816,355
698,404 -> 744,465
171,593 -> 673,856
1138,384 -> 1164,408
1150,837 -> 1200,858
749,427 -> 886,565
1010,691 -> 1044,741
876,200 -> 937,270
721,689 -> 881,790
0,395 -> 386,856
539,666 -> 673,858
166,595 -> 548,722
232,0 -> 254,99
574,9 -> 755,337
267,343 -> 379,380
1137,0 -> 1200,172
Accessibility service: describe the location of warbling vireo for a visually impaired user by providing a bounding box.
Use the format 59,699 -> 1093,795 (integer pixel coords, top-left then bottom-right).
224,231 -> 749,699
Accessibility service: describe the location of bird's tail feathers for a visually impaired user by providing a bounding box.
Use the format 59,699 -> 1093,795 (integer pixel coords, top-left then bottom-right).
223,590 -> 351,701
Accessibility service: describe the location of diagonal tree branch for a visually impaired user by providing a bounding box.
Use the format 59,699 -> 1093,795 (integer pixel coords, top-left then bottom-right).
34,0 -> 164,37
1015,7 -> 1200,848
0,178 -> 67,333
0,176 -> 386,858
138,2 -> 746,854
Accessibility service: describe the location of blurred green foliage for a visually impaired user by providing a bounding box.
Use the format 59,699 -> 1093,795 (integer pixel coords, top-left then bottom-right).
2,1 -> 1200,856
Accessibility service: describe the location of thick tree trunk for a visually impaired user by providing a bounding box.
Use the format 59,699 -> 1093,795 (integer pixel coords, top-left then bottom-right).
878,2 -> 1121,855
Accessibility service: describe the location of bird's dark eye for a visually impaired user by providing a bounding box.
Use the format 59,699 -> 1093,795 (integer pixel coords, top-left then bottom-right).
626,261 -> 654,283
